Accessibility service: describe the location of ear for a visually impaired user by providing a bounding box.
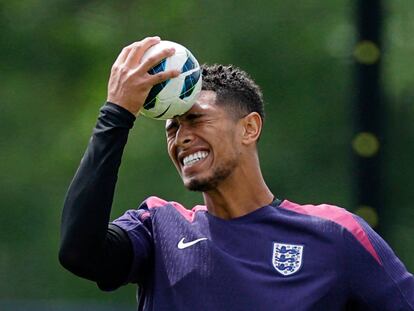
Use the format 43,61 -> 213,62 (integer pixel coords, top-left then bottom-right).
240,112 -> 262,145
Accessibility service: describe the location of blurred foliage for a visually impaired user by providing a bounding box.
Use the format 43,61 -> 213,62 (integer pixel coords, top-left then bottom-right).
0,0 -> 413,308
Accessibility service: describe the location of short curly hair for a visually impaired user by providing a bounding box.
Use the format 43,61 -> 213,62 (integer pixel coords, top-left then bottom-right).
201,64 -> 265,123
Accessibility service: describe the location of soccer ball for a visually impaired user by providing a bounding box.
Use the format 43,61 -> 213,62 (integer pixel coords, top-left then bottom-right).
140,40 -> 202,120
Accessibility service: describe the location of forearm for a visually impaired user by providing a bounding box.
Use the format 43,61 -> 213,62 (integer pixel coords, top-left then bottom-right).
59,102 -> 135,282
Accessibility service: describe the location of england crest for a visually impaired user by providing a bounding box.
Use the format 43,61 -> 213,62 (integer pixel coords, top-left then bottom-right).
272,242 -> 304,276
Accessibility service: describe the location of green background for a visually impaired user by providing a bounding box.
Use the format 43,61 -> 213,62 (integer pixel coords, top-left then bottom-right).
1,1 -> 413,309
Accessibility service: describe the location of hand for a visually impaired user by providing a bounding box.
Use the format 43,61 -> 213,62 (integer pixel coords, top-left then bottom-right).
107,36 -> 180,116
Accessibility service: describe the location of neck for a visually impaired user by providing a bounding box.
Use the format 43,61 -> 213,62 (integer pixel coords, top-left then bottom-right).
202,157 -> 274,219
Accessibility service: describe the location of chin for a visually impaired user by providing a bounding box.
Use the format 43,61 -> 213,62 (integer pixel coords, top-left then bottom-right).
182,174 -> 215,192
186,178 -> 216,192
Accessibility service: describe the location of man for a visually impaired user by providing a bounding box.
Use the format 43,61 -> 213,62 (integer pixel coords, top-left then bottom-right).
59,36 -> 414,310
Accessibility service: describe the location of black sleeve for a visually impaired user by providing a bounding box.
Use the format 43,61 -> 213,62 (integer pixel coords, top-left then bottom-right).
59,102 -> 137,290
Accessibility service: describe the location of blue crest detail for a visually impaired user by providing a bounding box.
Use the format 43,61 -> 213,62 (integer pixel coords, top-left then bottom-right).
272,242 -> 304,276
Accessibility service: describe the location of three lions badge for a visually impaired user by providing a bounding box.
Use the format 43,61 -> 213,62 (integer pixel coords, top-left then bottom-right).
272,242 -> 304,276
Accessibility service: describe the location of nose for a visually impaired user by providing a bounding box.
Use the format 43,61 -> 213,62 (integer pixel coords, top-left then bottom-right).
175,123 -> 193,147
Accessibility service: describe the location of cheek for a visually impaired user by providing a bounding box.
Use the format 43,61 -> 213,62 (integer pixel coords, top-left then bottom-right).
226,130 -> 243,157
166,142 -> 175,161
222,126 -> 240,145
211,134 -> 237,160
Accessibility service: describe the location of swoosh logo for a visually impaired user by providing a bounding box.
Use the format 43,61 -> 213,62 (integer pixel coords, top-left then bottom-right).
177,237 -> 208,249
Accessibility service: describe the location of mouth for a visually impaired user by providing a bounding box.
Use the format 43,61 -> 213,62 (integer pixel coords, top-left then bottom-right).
180,150 -> 209,168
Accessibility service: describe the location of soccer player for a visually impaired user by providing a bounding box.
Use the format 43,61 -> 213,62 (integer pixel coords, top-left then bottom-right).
59,36 -> 414,310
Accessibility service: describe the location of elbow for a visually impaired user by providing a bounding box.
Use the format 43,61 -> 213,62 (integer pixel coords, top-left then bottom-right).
58,244 -> 80,273
58,243 -> 95,279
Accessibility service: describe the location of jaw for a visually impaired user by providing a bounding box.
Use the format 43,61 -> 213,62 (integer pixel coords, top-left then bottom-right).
182,155 -> 239,192
168,147 -> 215,191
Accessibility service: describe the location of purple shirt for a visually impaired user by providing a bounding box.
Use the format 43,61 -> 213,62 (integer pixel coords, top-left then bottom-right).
113,197 -> 414,310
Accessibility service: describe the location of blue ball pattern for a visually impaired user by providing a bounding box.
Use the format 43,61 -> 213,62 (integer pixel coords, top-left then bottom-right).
180,52 -> 200,99
144,59 -> 169,109
143,51 -> 201,111
180,70 -> 201,100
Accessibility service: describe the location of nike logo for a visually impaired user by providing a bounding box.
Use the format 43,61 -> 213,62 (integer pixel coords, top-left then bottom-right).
177,237 -> 208,249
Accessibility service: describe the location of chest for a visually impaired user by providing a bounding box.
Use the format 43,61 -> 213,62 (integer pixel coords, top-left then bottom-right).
147,211 -> 348,310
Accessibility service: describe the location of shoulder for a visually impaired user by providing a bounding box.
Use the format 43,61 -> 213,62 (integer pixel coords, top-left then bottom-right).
136,196 -> 207,223
113,196 -> 207,230
279,200 -> 381,264
279,200 -> 356,230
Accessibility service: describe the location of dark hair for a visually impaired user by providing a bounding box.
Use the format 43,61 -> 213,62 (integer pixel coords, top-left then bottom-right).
201,64 -> 265,122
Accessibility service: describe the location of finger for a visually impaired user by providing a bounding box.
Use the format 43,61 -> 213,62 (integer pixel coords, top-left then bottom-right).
137,47 -> 176,74
114,37 -> 160,66
124,36 -> 161,67
147,69 -> 181,86
113,46 -> 132,66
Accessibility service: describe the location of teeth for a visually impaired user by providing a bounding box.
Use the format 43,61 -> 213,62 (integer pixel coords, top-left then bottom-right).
183,151 -> 209,167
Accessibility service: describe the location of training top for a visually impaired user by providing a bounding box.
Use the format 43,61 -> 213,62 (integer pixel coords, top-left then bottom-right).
112,195 -> 414,311
60,103 -> 414,311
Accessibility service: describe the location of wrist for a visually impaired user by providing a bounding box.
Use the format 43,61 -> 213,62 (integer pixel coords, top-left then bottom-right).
100,102 -> 137,129
106,95 -> 143,116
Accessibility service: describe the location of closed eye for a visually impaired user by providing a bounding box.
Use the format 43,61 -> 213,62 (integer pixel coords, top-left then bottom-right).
166,119 -> 178,133
166,113 -> 204,135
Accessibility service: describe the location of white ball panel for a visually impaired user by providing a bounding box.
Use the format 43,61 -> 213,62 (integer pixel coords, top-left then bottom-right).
166,51 -> 188,70
141,40 -> 187,63
158,74 -> 185,100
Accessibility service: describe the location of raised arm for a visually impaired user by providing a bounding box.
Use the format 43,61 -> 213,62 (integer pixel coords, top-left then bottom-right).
59,37 -> 179,290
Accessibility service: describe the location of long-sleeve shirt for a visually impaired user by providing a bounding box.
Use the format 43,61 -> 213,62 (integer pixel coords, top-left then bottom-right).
60,102 -> 414,310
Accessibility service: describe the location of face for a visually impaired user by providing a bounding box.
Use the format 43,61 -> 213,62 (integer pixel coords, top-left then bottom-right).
166,91 -> 242,191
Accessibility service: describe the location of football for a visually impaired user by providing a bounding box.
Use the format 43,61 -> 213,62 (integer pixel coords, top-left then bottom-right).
140,40 -> 202,120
